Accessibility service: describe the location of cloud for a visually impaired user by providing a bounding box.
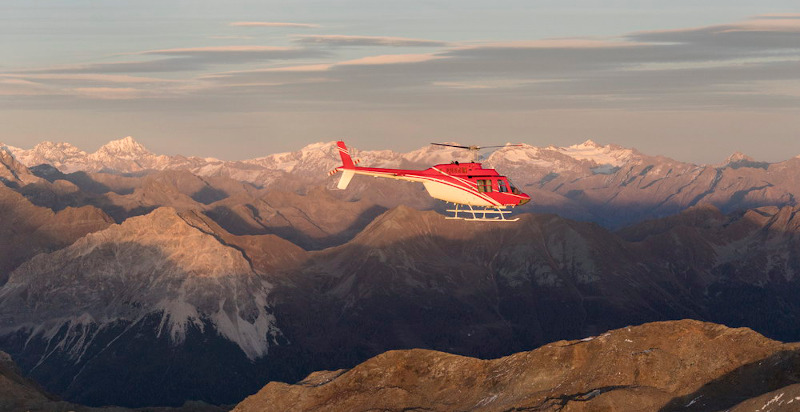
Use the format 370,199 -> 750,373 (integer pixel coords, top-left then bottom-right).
337,53 -> 445,66
209,35 -> 254,40
197,14 -> 800,112
5,14 -> 800,112
230,22 -> 319,28
753,13 -> 800,20
2,73 -> 178,84
293,35 -> 449,47
71,87 -> 146,100
17,46 -> 329,74
140,46 -> 327,63
0,78 -> 55,96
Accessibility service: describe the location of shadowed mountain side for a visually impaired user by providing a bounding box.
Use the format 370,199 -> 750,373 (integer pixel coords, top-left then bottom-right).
659,349 -> 800,411
618,203 -> 800,341
0,348 -> 232,412
206,186 -> 391,250
0,186 -> 112,283
727,383 -> 800,411
9,204 -> 800,407
269,206 -> 706,373
0,349 -> 60,411
233,320 -> 800,412
0,208 -> 296,407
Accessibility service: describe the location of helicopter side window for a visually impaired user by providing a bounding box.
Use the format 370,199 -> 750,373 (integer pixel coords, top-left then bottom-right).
477,179 -> 492,193
498,179 -> 508,193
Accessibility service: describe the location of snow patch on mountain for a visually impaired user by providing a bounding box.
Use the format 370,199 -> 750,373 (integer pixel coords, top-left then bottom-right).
92,136 -> 151,160
557,140 -> 636,167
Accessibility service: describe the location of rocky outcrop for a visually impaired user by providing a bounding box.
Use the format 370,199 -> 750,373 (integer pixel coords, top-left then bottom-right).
233,320 -> 800,412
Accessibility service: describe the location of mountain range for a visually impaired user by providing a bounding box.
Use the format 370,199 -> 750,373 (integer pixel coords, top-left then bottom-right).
3,137 -> 800,408
4,136 -> 799,228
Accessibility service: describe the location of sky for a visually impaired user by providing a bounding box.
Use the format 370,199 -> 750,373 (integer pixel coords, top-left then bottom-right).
1,0 -> 800,164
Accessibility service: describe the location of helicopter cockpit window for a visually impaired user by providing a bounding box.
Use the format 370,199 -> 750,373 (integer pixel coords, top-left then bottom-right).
498,179 -> 508,193
507,178 -> 521,194
477,179 -> 492,193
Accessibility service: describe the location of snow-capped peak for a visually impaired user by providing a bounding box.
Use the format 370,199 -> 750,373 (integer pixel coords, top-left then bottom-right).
0,143 -> 22,156
576,139 -> 601,148
558,140 -> 636,167
726,151 -> 754,164
94,136 -> 152,159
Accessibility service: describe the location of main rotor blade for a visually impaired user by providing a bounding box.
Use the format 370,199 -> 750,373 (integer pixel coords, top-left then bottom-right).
431,143 -> 524,150
430,143 -> 472,149
478,144 -> 521,149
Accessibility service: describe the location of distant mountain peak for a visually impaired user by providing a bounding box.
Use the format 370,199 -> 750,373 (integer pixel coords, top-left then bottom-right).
95,136 -> 152,158
32,140 -> 80,151
576,139 -> 600,148
726,151 -> 754,164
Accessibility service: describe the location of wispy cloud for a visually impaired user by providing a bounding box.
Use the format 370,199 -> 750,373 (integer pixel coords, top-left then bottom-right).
2,73 -> 179,84
337,53 -> 445,66
209,35 -> 254,40
17,46 -> 329,74
5,14 -> 800,112
198,14 -> 800,112
72,87 -> 146,100
230,22 -> 319,28
293,35 -> 449,47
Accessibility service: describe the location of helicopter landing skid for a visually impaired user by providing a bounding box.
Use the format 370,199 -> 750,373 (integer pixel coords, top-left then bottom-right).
445,204 -> 519,222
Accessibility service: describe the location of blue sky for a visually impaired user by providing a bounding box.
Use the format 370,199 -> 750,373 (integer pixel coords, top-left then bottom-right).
2,1 -> 800,163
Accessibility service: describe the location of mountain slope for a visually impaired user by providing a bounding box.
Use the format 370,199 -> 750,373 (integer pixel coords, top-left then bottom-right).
0,207 -> 302,407
233,320 -> 800,412
0,185 -> 112,283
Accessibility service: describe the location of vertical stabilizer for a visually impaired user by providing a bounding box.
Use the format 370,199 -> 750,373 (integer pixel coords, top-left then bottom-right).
336,141 -> 355,169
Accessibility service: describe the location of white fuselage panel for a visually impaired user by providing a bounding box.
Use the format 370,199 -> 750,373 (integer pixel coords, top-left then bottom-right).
422,180 -> 494,206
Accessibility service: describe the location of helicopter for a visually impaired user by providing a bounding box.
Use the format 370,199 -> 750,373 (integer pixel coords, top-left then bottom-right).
329,141 -> 530,221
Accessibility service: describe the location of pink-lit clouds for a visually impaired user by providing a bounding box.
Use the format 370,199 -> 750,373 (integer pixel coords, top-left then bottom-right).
294,35 -> 449,47
230,22 -> 319,28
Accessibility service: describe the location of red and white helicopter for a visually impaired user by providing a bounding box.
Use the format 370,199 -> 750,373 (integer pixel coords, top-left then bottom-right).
330,141 -> 530,221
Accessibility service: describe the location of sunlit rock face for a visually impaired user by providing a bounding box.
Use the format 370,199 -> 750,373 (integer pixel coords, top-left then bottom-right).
233,320 -> 800,412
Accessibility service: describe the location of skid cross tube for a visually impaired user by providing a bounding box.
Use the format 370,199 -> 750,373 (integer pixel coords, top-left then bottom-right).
445,204 -> 519,222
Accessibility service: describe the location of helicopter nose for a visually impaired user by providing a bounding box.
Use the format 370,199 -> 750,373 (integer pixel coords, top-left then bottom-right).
518,195 -> 531,205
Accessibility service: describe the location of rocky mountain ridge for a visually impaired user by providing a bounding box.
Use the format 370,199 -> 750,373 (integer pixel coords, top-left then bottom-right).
233,320 -> 800,412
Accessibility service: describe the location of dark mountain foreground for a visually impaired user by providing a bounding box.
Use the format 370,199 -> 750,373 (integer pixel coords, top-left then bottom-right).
0,348 -> 228,412
233,320 -> 800,412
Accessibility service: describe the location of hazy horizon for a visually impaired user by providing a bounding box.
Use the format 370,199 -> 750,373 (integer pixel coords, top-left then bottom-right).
2,1 -> 799,164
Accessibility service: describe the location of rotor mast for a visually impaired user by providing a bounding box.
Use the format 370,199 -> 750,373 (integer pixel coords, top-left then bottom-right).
430,142 -> 520,163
